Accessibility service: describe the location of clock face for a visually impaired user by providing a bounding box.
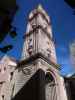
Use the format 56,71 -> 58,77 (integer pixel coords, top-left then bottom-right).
22,67 -> 31,75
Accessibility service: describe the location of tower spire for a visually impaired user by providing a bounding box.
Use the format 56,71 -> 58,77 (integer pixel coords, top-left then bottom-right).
37,4 -> 44,11
37,4 -> 48,16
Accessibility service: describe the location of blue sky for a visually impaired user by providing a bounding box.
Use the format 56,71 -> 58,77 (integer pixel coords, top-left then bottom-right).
0,0 -> 75,76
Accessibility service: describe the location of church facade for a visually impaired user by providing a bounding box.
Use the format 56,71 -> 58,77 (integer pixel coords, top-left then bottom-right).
0,5 -> 68,100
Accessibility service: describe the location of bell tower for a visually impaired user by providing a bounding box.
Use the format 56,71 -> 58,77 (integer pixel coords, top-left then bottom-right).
21,4 -> 57,64
13,5 -> 68,100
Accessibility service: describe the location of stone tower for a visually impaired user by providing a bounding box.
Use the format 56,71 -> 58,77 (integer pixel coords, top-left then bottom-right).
21,4 -> 57,63
12,5 -> 68,100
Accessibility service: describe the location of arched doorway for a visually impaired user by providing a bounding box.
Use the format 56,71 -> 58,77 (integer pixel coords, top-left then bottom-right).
45,71 -> 57,100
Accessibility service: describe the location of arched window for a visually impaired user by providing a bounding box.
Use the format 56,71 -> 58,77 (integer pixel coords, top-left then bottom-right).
45,72 -> 54,84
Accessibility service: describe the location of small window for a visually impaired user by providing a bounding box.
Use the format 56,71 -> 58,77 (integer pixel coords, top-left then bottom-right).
28,38 -> 32,45
29,38 -> 32,42
10,72 -> 13,81
11,72 -> 13,76
4,67 -> 6,71
47,49 -> 51,58
0,69 -> 1,72
32,24 -> 36,29
48,53 -> 50,58
2,95 -> 4,100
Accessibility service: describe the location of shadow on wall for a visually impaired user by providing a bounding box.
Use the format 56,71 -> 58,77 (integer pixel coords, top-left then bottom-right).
64,77 -> 75,100
12,69 -> 45,100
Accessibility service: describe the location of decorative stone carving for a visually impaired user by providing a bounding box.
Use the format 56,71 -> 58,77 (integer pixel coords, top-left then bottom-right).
22,67 -> 31,75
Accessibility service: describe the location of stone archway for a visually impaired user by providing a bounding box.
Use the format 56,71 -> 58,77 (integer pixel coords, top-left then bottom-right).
45,71 -> 58,100
45,67 -> 68,100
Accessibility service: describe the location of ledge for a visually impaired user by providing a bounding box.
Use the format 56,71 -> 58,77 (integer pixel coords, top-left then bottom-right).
17,52 -> 60,70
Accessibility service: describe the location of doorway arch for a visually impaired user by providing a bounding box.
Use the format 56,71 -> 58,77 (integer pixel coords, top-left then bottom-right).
45,70 -> 58,100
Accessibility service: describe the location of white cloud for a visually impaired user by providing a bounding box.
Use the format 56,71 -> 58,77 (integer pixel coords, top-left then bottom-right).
69,40 -> 75,67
